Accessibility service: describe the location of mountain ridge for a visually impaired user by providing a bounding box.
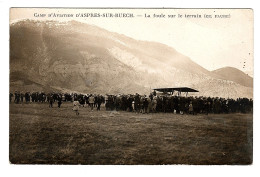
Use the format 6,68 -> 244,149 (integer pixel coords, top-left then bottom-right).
212,67 -> 253,88
10,20 -> 253,98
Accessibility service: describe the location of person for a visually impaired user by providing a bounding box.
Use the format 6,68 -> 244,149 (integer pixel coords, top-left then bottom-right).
9,93 -> 13,103
205,100 -> 211,115
115,95 -> 121,111
73,98 -> 80,115
88,94 -> 95,111
62,94 -> 65,102
20,92 -> 24,103
25,92 -> 30,103
16,92 -> 20,104
180,97 -> 187,115
49,95 -> 54,108
132,101 -> 135,112
147,97 -> 152,113
152,96 -> 157,113
188,101 -> 194,115
57,95 -> 62,108
96,95 -> 102,111
134,93 -> 140,113
143,97 -> 149,114
140,96 -> 144,113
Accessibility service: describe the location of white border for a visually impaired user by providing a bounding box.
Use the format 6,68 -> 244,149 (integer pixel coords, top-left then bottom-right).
1,0 -> 259,177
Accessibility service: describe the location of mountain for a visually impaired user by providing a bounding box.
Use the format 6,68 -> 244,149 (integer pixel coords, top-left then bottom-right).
212,67 -> 253,88
10,20 -> 253,98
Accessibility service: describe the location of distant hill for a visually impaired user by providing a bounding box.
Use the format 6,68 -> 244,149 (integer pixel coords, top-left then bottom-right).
10,20 -> 253,98
212,67 -> 253,88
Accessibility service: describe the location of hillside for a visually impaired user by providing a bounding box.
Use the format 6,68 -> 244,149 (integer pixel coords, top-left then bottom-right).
212,67 -> 253,88
10,20 -> 253,98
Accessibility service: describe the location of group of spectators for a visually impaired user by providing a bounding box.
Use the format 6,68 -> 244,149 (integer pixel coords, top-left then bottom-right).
10,91 -> 253,114
104,93 -> 253,114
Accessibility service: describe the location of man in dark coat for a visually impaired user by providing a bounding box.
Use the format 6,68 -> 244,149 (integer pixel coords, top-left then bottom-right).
96,95 -> 102,111
57,95 -> 62,108
9,93 -> 13,103
25,92 -> 30,103
20,92 -> 24,103
134,93 -> 140,113
15,92 -> 20,104
49,95 -> 54,108
143,97 -> 149,114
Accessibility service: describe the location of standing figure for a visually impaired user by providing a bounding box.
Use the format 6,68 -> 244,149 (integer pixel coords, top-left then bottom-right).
20,92 -> 24,103
139,96 -> 144,113
49,95 -> 54,108
188,101 -> 194,115
73,98 -> 80,115
147,97 -> 152,113
15,92 -> 20,104
132,101 -> 135,112
143,97 -> 149,114
152,96 -> 157,113
57,95 -> 62,108
88,94 -> 95,111
96,95 -> 102,111
9,93 -> 13,103
134,93 -> 140,113
25,92 -> 30,103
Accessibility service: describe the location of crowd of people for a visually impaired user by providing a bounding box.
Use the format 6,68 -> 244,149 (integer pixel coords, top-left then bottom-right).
10,91 -> 253,115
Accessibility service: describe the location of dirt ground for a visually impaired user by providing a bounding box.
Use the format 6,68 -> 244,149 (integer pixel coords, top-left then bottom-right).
9,102 -> 253,165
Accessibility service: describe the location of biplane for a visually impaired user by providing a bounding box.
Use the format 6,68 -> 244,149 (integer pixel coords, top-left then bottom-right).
153,87 -> 199,96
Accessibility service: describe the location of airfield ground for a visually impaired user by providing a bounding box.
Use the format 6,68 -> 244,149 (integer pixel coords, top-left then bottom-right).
9,102 -> 253,165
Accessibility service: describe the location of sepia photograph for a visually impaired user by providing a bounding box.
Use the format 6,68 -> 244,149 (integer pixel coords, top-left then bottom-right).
9,8 -> 253,165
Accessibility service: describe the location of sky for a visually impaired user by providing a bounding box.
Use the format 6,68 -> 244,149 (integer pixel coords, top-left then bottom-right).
10,8 -> 254,75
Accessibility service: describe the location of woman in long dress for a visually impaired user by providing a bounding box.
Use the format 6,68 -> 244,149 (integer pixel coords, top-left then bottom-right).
73,98 -> 80,115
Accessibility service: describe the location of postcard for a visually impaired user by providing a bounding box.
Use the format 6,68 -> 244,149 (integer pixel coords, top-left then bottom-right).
9,8 -> 253,164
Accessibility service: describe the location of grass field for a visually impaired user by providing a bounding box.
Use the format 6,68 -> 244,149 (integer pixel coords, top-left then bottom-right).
9,102 -> 253,165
